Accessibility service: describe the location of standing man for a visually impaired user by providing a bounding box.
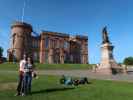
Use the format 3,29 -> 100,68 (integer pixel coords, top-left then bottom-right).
15,54 -> 27,96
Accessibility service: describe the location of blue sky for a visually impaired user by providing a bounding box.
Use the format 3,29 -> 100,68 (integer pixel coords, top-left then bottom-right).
0,0 -> 133,64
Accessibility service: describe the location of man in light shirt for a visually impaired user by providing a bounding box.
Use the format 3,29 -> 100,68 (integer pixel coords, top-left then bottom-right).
15,54 -> 27,96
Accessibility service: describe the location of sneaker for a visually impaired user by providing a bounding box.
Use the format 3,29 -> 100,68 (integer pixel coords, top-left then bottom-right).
14,93 -> 20,96
21,93 -> 26,96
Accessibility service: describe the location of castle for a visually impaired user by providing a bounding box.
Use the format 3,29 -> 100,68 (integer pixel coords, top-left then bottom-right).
7,21 -> 88,64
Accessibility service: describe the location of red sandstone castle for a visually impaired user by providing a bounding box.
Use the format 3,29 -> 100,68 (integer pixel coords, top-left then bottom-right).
8,21 -> 88,64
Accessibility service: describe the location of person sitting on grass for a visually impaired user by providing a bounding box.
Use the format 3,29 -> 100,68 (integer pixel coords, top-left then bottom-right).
60,75 -> 90,86
60,75 -> 73,85
80,77 -> 90,84
60,75 -> 66,84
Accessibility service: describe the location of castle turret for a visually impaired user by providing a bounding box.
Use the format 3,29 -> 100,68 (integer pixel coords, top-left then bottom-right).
9,21 -> 33,61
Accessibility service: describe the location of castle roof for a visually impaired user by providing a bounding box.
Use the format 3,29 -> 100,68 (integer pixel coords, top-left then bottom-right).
11,21 -> 33,32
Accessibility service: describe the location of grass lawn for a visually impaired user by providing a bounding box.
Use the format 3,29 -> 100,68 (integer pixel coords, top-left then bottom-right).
0,62 -> 92,70
0,72 -> 133,100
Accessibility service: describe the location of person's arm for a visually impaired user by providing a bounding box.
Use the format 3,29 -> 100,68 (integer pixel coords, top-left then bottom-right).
32,64 -> 38,78
31,64 -> 35,72
19,60 -> 22,71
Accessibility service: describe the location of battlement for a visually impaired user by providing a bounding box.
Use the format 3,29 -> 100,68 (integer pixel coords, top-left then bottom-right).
41,31 -> 69,38
11,21 -> 33,32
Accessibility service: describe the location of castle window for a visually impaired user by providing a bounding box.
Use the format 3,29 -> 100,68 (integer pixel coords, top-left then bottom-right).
45,51 -> 48,63
64,41 -> 68,48
35,41 -> 37,48
35,40 -> 39,48
51,39 -> 56,48
60,41 -> 63,48
45,37 -> 49,48
32,40 -> 35,48
12,33 -> 16,47
56,40 -> 59,48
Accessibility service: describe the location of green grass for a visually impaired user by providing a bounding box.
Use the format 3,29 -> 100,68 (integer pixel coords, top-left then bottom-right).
0,62 -> 92,70
0,72 -> 133,100
0,62 -> 18,70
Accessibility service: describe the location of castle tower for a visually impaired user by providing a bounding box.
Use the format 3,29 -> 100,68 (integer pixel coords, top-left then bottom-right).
9,21 -> 33,61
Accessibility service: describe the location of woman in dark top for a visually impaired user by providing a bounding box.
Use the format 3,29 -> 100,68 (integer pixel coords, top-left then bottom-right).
22,57 -> 35,96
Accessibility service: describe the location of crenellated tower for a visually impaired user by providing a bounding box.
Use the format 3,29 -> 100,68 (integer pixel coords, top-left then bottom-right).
8,21 -> 33,61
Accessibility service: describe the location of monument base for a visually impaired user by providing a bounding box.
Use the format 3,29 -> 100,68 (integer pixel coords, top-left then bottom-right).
98,43 -> 121,75
96,67 -> 112,75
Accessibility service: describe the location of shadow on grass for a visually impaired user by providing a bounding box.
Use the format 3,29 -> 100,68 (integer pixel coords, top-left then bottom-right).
31,87 -> 75,95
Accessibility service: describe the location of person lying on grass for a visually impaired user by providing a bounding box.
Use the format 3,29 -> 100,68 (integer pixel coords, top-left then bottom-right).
60,75 -> 90,86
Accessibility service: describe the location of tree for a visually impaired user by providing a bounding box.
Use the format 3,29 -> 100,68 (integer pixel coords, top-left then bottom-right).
123,57 -> 133,65
0,46 -> 3,58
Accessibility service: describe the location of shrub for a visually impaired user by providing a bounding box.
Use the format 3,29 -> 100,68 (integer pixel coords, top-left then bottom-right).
123,57 -> 133,65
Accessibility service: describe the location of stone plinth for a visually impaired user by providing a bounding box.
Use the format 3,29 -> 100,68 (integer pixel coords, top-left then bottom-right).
98,43 -> 118,74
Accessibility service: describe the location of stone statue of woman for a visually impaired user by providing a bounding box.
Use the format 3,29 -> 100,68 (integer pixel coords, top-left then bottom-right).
102,26 -> 110,44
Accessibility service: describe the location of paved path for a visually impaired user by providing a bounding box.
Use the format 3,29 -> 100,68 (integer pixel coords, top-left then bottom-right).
39,70 -> 133,82
1,70 -> 133,82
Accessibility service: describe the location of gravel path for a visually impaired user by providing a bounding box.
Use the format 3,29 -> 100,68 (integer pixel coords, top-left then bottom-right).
39,70 -> 133,82
1,70 -> 133,82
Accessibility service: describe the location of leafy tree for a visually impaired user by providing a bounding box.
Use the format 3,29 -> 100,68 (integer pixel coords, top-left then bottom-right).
123,57 -> 133,65
0,46 -> 3,58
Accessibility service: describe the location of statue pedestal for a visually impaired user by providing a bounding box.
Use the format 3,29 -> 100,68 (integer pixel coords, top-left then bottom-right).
97,43 -> 118,75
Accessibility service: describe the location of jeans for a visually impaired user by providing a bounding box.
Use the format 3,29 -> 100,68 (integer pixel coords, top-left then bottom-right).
23,72 -> 32,94
16,71 -> 24,94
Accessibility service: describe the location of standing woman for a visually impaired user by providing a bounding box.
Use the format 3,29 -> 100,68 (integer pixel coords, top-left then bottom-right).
15,55 -> 27,96
22,57 -> 35,96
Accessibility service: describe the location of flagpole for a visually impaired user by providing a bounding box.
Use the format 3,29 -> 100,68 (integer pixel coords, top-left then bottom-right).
22,0 -> 26,22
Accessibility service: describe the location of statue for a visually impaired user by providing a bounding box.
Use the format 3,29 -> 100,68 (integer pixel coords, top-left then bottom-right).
102,26 -> 110,44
